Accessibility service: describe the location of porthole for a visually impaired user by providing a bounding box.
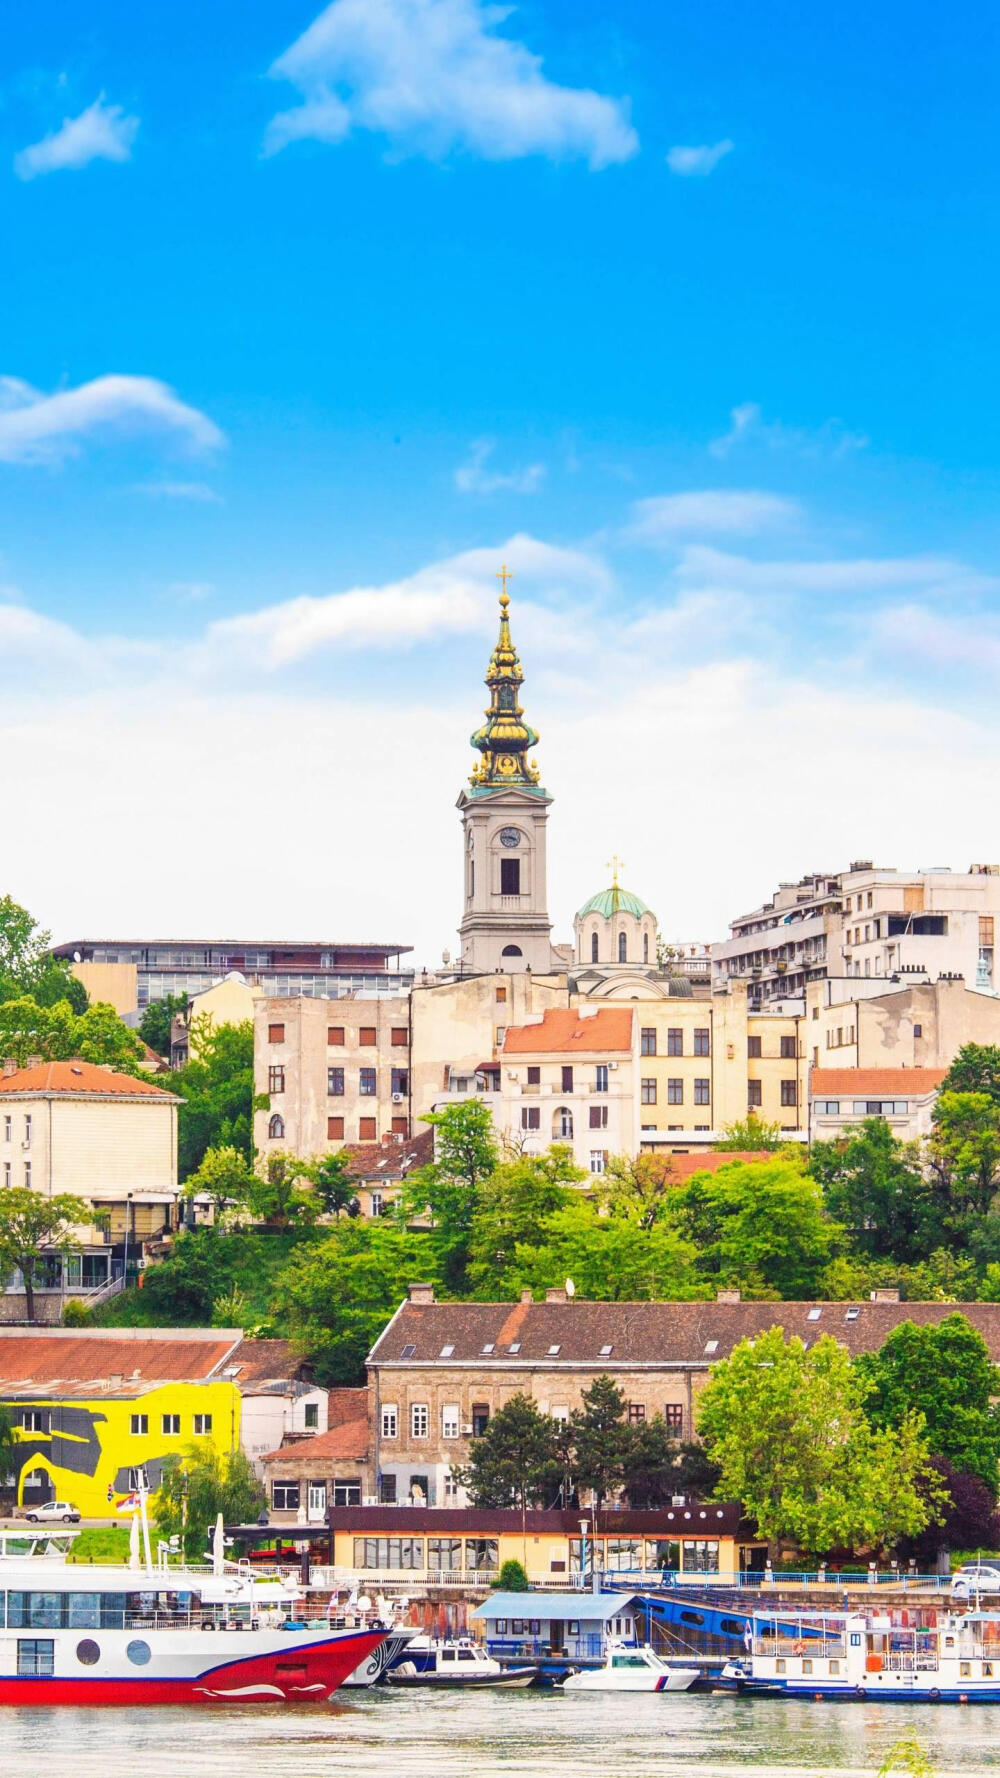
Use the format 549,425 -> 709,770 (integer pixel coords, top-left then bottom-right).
126,1639 -> 151,1666
76,1638 -> 100,1665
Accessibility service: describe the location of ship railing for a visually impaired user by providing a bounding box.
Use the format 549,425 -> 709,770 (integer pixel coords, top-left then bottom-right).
881,1653 -> 939,1672
757,1639 -> 846,1659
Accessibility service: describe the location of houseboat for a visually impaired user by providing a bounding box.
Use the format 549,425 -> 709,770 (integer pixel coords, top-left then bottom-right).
0,1553 -> 388,1704
724,1607 -> 1000,1703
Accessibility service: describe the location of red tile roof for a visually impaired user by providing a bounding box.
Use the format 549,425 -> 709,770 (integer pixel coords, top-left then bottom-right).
502,1008 -> 633,1055
261,1419 -> 369,1466
0,1060 -> 176,1099
342,1127 -> 434,1181
659,1151 -> 773,1179
0,1329 -> 240,1393
810,1068 -> 947,1097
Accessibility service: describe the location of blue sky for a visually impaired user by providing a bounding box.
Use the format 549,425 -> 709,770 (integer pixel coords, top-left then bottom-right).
3,0 -> 1000,962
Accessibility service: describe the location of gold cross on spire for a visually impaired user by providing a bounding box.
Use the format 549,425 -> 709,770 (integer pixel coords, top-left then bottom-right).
496,563 -> 513,603
606,855 -> 625,887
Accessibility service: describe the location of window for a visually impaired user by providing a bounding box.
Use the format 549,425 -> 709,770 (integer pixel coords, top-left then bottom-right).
556,1107 -> 574,1138
359,1068 -> 377,1095
521,1106 -> 540,1131
589,1150 -> 608,1175
780,1035 -> 797,1059
327,1116 -> 344,1140
813,1100 -> 840,1115
442,1404 -> 459,1439
304,1402 -> 319,1429
500,858 -> 521,895
589,1104 -> 608,1129
428,1534 -> 463,1570
391,1117 -> 408,1136
327,1067 -> 345,1095
495,986 -> 507,1003
496,1027 -> 507,1046
411,1403 -> 429,1439
667,1028 -> 683,1056
748,1080 -> 762,1108
747,1035 -> 762,1058
780,1079 -> 798,1107
391,1027 -> 408,1047
527,1065 -> 541,1085
664,1404 -> 684,1432
328,1026 -> 345,1046
370,1190 -> 384,1216
130,1414 -> 148,1436
591,932 -> 599,962
618,933 -> 627,963
464,1538 -> 499,1574
272,1481 -> 300,1511
268,1066 -> 285,1094
268,1023 -> 285,1044
193,1414 -> 212,1436
354,1535 -> 424,1570
381,1405 -> 398,1439
17,1640 -> 54,1677
2,1163 -> 9,1188
667,1078 -> 683,1104
694,1079 -> 710,1105
561,1065 -> 574,1092
2,1116 -> 8,1142
641,1078 -> 657,1104
643,933 -> 649,964
24,1115 -> 32,1144
268,1113 -> 285,1139
627,1402 -> 646,1424
359,1027 -> 377,1047
693,1029 -> 710,1057
595,1064 -> 609,1092
359,1118 -> 376,1141
23,1161 -> 31,1189
640,1027 -> 657,1056
472,1403 -> 490,1436
20,1409 -> 48,1433
161,1414 -> 180,1436
502,945 -> 522,959
914,1023 -> 922,1038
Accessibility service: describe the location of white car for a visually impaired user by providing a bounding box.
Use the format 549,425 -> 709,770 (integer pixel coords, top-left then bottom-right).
25,1501 -> 80,1524
951,1563 -> 1000,1598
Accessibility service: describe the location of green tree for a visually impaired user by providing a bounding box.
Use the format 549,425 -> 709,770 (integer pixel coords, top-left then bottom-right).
570,1374 -> 632,1515
672,1158 -> 840,1298
397,1099 -> 498,1290
928,1092 -> 1000,1219
508,1196 -> 706,1302
714,1114 -> 785,1152
170,1018 -> 254,1179
856,1314 -> 1000,1494
271,1222 -> 439,1385
0,1189 -> 90,1323
599,1153 -> 680,1229
467,1148 -> 583,1297
153,1443 -> 264,1562
496,1558 -> 530,1591
696,1327 -> 942,1557
311,1152 -> 359,1218
454,1394 -> 560,1553
620,1414 -> 682,1509
32,966 -> 88,1014
0,995 -> 143,1073
940,1044 -> 1000,1105
136,1228 -> 235,1324
0,896 -> 54,995
182,1145 -> 255,1224
811,1118 -> 940,1261
138,993 -> 188,1059
250,1153 -> 320,1227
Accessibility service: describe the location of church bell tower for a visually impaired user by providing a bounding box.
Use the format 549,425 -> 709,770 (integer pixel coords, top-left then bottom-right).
457,570 -> 554,974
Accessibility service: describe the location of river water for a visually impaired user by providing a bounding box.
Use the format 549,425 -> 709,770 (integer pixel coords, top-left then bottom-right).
2,1691 -> 999,1777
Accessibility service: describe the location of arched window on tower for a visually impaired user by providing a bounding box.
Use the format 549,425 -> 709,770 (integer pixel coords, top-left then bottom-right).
502,945 -> 522,958
643,933 -> 649,964
268,1113 -> 285,1140
618,932 -> 627,963
591,932 -> 599,963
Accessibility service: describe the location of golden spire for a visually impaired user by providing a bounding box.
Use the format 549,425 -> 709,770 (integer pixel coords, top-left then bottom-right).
468,574 -> 542,793
606,855 -> 625,888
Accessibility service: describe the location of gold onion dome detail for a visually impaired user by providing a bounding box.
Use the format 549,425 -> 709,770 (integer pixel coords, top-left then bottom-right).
469,571 -> 542,789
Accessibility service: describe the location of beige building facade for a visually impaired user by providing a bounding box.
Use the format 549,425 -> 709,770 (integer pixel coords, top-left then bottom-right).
804,975 -> 1000,1072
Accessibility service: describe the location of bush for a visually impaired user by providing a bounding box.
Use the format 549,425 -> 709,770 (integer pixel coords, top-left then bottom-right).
61,1299 -> 90,1327
496,1558 -> 529,1591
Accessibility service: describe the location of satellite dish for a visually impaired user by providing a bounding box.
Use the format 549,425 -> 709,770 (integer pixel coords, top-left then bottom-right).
565,1277 -> 575,1298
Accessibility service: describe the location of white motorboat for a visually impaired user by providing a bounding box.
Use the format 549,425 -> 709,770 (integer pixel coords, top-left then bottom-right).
562,1641 -> 700,1693
387,1635 -> 536,1688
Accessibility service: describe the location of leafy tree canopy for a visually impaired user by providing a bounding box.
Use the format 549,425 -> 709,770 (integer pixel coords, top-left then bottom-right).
250,1151 -> 321,1228
0,895 -> 89,1017
598,1153 -> 681,1229
941,1044 -> 1000,1105
466,1147 -> 583,1298
811,1118 -> 941,1262
0,996 -> 143,1073
697,1327 -> 943,1556
0,1188 -> 90,1323
455,1394 -> 561,1516
508,1196 -> 706,1302
714,1114 -> 785,1152
153,1443 -> 264,1562
138,993 -> 188,1059
671,1158 -> 841,1298
312,1152 -> 359,1219
270,1221 -> 439,1385
169,1016 -> 253,1180
396,1098 -> 498,1291
182,1146 -> 255,1223
928,1092 -> 1000,1220
856,1314 -> 1000,1494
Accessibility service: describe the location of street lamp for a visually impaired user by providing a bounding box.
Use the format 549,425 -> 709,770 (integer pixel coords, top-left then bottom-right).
122,1192 -> 134,1287
579,1518 -> 590,1588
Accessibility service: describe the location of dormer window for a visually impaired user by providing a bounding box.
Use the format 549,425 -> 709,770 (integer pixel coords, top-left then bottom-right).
599,1344 -> 613,1356
482,1342 -> 495,1355
548,1344 -> 561,1356
440,1344 -> 455,1357
704,1340 -> 719,1354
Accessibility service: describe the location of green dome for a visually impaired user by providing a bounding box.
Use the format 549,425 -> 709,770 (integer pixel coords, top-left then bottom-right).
576,884 -> 650,921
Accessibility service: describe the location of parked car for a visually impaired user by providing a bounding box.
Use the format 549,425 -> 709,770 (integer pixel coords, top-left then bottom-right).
952,1563 -> 1000,1597
25,1501 -> 80,1524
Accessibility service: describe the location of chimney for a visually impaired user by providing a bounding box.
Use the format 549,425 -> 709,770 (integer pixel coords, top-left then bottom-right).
545,1287 -> 567,1304
520,1289 -> 533,1304
870,1287 -> 900,1304
716,1288 -> 741,1304
407,1282 -> 435,1305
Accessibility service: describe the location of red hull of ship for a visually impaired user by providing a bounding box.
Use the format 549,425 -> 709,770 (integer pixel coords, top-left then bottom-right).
0,1630 -> 386,1706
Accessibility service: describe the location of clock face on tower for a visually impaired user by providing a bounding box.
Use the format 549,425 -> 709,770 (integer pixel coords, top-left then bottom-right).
499,827 -> 522,848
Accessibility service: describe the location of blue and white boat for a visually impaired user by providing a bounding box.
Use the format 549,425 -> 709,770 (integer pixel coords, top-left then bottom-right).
724,1606 -> 1000,1702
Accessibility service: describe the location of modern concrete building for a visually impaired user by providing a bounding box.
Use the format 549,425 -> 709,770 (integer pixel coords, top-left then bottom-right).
50,936 -> 414,1015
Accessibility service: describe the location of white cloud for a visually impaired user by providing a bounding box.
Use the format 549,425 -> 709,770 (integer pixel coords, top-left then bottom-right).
14,96 -> 139,181
455,439 -> 546,495
674,544 -> 998,599
627,489 -> 800,542
710,401 -> 869,459
666,139 -> 732,177
0,375 -> 224,466
265,0 -> 638,167
130,481 -> 224,503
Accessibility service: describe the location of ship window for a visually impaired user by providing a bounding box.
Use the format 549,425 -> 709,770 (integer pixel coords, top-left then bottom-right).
76,1638 -> 100,1665
127,1639 -> 152,1666
829,1659 -> 840,1674
17,1639 -> 54,1676
802,1659 -> 813,1674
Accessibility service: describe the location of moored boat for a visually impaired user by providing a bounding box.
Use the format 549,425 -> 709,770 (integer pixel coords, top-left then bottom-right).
723,1606 -> 1000,1703
562,1640 -> 700,1693
386,1635 -> 536,1688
